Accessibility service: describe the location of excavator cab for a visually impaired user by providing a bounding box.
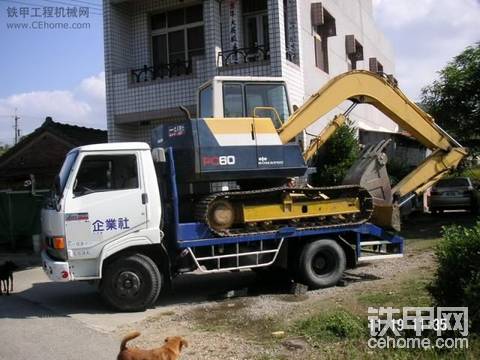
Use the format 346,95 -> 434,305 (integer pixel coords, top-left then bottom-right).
198,76 -> 291,128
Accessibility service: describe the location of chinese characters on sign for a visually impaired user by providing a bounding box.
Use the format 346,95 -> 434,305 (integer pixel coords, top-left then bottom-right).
92,218 -> 130,233
6,6 -> 90,18
229,0 -> 238,49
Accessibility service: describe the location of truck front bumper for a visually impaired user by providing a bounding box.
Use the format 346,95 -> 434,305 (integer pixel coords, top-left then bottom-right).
41,250 -> 73,281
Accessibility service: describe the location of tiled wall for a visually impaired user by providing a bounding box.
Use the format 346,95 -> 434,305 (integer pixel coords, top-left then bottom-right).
104,0 -> 396,143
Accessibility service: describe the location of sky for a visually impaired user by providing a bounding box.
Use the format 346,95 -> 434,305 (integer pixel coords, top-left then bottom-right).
0,0 -> 479,145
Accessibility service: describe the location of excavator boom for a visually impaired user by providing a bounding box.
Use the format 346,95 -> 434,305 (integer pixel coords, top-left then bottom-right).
279,71 -> 456,151
278,70 -> 467,229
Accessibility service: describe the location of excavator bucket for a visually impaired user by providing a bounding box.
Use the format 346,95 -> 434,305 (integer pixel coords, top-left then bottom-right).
342,139 -> 401,231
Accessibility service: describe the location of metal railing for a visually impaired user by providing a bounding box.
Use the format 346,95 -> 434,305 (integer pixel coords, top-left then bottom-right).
131,60 -> 192,83
217,45 -> 270,67
286,48 -> 296,63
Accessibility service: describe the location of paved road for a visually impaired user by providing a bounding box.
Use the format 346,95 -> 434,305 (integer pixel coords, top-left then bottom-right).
0,295 -> 118,360
0,266 -> 122,360
0,265 -> 257,360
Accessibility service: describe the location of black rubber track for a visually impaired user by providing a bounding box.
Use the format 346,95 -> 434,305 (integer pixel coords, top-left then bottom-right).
195,185 -> 373,237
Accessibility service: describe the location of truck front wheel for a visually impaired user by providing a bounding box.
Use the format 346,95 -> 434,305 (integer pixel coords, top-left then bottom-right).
100,253 -> 161,312
297,239 -> 346,289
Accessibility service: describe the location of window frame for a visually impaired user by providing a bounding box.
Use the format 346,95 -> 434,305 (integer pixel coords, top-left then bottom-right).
314,33 -> 329,73
312,7 -> 336,74
242,2 -> 269,49
150,4 -> 205,68
223,82 -> 245,118
221,81 -> 292,124
72,153 -> 140,197
244,83 -> 290,126
199,84 -> 214,118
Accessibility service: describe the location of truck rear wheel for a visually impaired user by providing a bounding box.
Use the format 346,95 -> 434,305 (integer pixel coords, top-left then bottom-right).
100,253 -> 161,312
297,239 -> 346,289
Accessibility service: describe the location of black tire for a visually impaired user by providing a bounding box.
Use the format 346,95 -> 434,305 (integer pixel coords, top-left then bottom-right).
297,239 -> 346,289
100,253 -> 161,312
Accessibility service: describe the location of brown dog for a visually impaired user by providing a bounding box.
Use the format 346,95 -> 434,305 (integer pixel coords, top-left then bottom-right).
117,331 -> 188,360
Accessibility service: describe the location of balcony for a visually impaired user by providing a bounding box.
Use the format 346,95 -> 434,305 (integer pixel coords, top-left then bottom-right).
131,60 -> 192,83
217,45 -> 270,69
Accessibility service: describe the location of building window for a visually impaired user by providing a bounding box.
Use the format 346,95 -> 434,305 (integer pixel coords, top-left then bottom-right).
284,0 -> 298,63
314,36 -> 328,72
346,35 -> 364,70
311,4 -> 336,73
151,4 -> 204,73
242,0 -> 269,50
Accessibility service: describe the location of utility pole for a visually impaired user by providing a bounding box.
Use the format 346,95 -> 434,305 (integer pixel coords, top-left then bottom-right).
14,108 -> 20,145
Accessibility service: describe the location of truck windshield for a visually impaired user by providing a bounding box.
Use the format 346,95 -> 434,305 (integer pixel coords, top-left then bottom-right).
58,150 -> 78,194
245,83 -> 290,128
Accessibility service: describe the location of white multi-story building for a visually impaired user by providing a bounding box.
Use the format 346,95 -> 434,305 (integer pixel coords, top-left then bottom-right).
104,0 -> 396,143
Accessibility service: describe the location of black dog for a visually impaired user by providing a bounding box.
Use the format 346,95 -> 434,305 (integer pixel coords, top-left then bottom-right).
0,261 -> 18,295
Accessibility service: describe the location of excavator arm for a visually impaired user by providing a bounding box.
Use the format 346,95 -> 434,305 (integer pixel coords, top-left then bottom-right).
278,70 -> 467,229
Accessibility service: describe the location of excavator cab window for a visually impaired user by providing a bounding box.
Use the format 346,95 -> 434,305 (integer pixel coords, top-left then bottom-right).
199,85 -> 213,117
245,83 -> 289,128
223,83 -> 244,117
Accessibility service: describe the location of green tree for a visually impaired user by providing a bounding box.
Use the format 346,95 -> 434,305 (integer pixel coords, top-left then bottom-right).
311,121 -> 359,186
421,43 -> 480,144
0,144 -> 10,157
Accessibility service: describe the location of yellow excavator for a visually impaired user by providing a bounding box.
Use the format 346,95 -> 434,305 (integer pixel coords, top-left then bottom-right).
156,70 -> 467,235
282,71 -> 467,230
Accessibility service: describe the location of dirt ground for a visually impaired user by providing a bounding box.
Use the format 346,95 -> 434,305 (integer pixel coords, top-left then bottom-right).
112,212 -> 473,359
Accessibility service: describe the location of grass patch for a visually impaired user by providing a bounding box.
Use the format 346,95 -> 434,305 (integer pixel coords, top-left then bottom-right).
358,277 -> 432,308
291,306 -> 478,359
293,309 -> 365,346
406,238 -> 441,252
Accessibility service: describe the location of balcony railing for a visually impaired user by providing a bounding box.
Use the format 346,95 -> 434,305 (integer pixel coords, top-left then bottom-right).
131,60 -> 192,83
286,49 -> 296,63
217,45 -> 270,67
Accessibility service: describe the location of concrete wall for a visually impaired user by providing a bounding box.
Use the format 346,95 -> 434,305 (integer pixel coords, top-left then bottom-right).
360,130 -> 428,168
297,0 -> 398,141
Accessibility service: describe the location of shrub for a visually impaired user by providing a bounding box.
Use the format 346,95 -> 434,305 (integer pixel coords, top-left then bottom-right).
386,158 -> 412,186
428,222 -> 480,333
293,309 -> 365,345
311,121 -> 359,186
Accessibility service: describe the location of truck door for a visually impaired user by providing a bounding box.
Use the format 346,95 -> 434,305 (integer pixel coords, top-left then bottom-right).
64,152 -> 147,259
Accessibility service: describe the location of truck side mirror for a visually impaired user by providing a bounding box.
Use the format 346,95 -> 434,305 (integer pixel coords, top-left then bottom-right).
152,148 -> 167,163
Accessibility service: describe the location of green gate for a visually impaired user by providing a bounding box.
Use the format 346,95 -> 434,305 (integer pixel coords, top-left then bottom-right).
0,190 -> 49,250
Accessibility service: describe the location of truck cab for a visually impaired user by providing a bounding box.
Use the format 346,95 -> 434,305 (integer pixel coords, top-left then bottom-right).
41,142 -> 162,281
